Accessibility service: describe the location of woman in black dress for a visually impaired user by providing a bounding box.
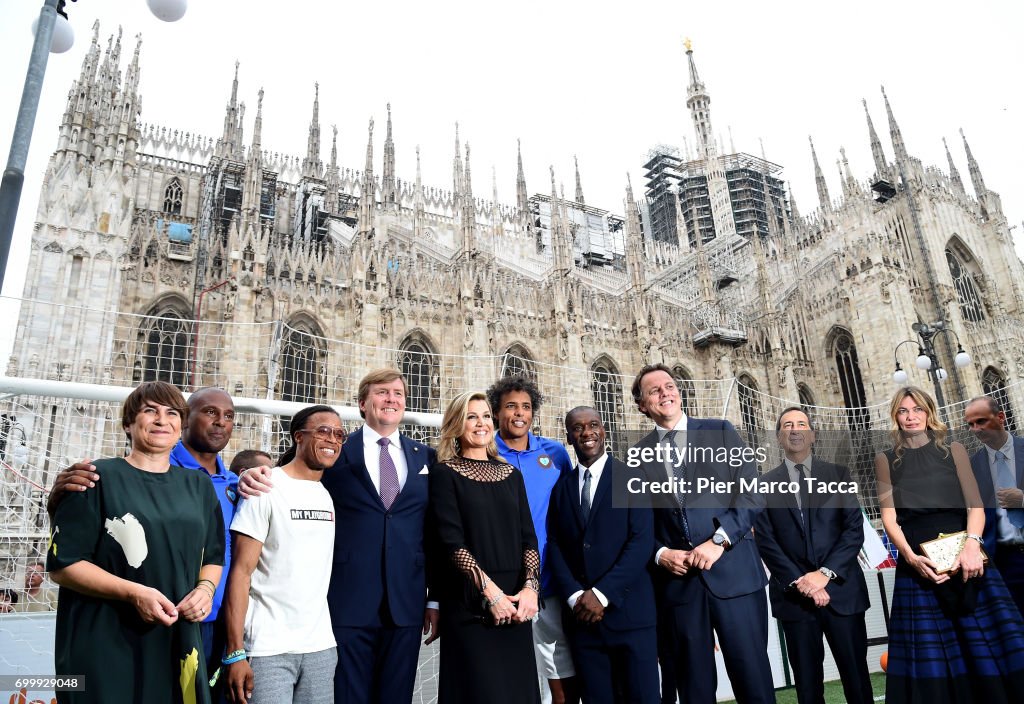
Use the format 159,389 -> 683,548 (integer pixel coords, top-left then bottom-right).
875,386 -> 1024,703
429,390 -> 541,704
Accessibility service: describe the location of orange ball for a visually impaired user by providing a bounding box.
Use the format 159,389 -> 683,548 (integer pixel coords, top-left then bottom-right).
880,651 -> 888,672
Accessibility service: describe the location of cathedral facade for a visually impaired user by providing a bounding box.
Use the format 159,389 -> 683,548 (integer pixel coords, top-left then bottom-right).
9,24 -> 1024,457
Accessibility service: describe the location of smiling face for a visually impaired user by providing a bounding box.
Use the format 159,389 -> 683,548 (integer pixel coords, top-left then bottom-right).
895,395 -> 928,437
496,390 -> 533,444
459,399 -> 494,457
126,401 -> 183,454
296,411 -> 344,471
565,408 -> 606,467
360,378 -> 407,434
185,388 -> 234,454
777,409 -> 815,461
637,370 -> 682,428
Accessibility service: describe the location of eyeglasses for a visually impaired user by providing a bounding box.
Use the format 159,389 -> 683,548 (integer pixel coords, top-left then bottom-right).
302,425 -> 347,442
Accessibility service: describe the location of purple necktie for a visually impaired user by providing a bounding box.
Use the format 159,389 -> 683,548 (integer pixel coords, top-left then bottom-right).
378,437 -> 400,509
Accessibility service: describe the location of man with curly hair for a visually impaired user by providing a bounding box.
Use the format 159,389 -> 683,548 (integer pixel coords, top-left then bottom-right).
487,375 -> 578,704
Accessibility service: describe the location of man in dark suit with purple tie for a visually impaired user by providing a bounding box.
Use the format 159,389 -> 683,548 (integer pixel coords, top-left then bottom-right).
754,407 -> 872,704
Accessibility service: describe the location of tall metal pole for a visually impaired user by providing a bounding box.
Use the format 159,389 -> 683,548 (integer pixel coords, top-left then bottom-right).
0,0 -> 59,293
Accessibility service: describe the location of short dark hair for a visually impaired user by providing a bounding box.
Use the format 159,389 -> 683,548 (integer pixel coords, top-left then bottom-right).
229,449 -> 273,474
1,588 -> 18,604
630,363 -> 674,416
278,405 -> 340,466
486,376 -> 544,414
564,405 -> 602,431
121,381 -> 189,437
775,406 -> 814,433
966,396 -> 1001,415
187,387 -> 233,410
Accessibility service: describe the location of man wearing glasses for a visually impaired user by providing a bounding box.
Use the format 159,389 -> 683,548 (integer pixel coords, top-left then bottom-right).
240,369 -> 438,704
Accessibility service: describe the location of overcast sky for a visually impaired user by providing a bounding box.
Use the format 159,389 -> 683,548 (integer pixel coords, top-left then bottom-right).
1,0 -> 1021,309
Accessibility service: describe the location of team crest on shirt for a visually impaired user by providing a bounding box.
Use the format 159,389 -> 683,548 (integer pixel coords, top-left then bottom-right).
226,487 -> 238,505
538,454 -> 552,468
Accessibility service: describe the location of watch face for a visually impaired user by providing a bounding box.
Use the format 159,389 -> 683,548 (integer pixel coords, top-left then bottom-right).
713,534 -> 725,546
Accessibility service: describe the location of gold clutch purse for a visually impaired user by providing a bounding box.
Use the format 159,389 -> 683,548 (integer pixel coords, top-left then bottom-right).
919,531 -> 989,574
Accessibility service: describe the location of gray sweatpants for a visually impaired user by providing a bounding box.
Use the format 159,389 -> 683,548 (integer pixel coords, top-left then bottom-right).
249,647 -> 337,704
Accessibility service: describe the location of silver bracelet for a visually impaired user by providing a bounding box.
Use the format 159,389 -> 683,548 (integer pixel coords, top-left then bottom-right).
966,533 -> 984,545
485,592 -> 505,608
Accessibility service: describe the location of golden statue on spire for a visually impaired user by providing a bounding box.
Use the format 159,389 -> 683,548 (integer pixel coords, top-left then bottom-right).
684,37 -> 693,52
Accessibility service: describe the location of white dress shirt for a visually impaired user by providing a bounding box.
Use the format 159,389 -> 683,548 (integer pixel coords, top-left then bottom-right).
652,414 -> 731,566
361,424 -> 409,493
569,452 -> 609,609
784,455 -> 814,511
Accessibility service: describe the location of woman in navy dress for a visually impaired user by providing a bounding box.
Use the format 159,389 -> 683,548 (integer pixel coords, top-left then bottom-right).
876,386 -> 1024,702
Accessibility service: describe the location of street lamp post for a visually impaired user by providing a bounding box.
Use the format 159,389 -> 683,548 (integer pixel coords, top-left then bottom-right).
0,0 -> 60,294
891,320 -> 971,420
0,0 -> 187,293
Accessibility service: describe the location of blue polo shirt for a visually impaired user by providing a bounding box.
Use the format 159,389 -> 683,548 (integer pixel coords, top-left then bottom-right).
495,432 -> 572,596
170,441 -> 238,622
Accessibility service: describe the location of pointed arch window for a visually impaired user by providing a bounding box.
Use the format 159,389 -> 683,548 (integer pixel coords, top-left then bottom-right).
280,323 -> 326,404
982,367 -> 1018,435
591,358 -> 624,455
138,304 -> 193,389
398,335 -> 440,414
275,319 -> 327,456
736,374 -> 762,448
672,365 -> 696,416
500,344 -> 536,382
163,178 -> 184,215
946,248 -> 986,322
833,330 -> 868,430
797,383 -> 816,411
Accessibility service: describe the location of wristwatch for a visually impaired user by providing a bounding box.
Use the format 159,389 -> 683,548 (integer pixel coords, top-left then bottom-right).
818,566 -> 837,581
712,532 -> 731,550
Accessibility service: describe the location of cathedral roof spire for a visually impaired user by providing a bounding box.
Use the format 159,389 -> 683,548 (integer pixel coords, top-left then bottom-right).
881,86 -> 909,165
252,88 -> 264,153
943,136 -> 966,198
685,40 -> 714,158
574,155 -> 585,205
359,118 -> 375,236
325,124 -> 340,214
303,83 -> 322,179
624,174 -> 646,291
516,139 -> 530,232
453,122 -> 464,197
862,98 -> 889,181
961,127 -> 989,219
382,103 -> 397,204
219,61 -> 243,159
809,136 -> 831,212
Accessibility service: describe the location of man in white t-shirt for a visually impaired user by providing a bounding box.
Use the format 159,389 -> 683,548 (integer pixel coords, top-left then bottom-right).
223,405 -> 344,704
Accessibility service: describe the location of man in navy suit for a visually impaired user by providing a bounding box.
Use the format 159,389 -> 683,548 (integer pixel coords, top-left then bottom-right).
754,407 -> 872,704
240,369 -> 437,704
965,396 -> 1024,614
629,363 -> 773,704
546,406 -> 659,703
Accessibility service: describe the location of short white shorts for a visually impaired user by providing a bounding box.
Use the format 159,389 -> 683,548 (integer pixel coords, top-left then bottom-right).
532,598 -> 575,680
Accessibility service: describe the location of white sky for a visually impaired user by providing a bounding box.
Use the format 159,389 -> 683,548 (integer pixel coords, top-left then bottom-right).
1,0 -> 1022,310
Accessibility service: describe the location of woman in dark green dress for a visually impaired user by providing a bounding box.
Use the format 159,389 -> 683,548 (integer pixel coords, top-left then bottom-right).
47,381 -> 225,704
429,391 -> 541,704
